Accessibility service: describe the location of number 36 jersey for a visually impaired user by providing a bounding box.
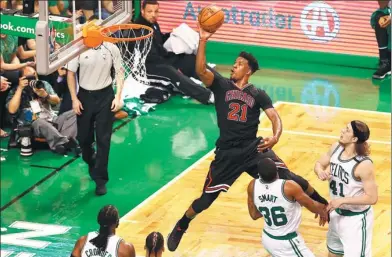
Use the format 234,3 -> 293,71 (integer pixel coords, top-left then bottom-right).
329,145 -> 372,212
253,179 -> 302,237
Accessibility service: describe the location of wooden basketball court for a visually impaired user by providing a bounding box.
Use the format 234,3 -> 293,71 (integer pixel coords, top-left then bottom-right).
117,101 -> 391,257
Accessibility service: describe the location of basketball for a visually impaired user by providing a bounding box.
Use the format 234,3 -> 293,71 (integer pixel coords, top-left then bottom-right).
198,5 -> 225,33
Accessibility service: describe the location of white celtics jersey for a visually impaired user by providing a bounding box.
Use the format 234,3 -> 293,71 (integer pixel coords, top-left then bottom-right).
329,145 -> 372,212
253,179 -> 302,237
81,231 -> 122,257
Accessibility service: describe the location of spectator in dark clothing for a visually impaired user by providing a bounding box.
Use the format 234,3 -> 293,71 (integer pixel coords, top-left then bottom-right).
371,0 -> 391,79
56,66 -> 72,115
131,0 -> 214,105
75,0 -> 98,21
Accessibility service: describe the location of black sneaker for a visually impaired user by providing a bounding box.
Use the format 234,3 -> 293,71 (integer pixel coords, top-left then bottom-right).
65,137 -> 78,150
95,184 -> 107,196
373,59 -> 391,79
54,144 -> 67,155
167,221 -> 187,252
65,137 -> 81,156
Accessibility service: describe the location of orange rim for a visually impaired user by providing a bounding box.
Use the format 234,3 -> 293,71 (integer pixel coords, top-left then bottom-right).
99,23 -> 154,43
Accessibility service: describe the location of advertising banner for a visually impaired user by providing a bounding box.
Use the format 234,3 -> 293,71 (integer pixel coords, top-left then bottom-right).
157,1 -> 380,57
0,14 -> 73,46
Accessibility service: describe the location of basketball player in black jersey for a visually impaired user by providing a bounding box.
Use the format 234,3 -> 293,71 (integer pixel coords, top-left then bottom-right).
166,22 -> 329,252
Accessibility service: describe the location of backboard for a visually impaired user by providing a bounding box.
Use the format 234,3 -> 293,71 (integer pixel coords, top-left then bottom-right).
35,0 -> 133,75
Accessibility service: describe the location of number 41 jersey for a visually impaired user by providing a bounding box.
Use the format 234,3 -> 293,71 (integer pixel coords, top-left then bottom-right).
209,71 -> 273,148
253,179 -> 302,237
329,145 -> 372,212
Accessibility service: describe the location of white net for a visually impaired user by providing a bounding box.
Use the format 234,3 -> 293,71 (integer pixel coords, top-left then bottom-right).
99,24 -> 155,115
101,25 -> 153,86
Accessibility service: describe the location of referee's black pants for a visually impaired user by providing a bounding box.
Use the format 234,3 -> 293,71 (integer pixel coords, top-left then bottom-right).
77,86 -> 114,186
146,54 -> 212,105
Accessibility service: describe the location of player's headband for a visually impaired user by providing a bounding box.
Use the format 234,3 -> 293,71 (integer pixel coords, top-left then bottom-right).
351,120 -> 368,143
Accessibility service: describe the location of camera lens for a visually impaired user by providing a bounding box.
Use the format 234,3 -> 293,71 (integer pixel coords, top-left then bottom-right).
35,80 -> 44,89
28,80 -> 44,89
28,80 -> 36,88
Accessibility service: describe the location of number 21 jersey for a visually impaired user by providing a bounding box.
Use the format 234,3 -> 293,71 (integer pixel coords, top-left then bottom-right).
209,71 -> 273,148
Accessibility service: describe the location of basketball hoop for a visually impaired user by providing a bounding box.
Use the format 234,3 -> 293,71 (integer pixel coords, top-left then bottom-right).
82,23 -> 154,86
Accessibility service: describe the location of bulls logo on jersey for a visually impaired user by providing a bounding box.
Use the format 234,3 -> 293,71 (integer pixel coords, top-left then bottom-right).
225,89 -> 256,123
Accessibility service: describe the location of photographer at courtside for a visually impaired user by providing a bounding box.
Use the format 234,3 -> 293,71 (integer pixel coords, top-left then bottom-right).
6,66 -> 78,156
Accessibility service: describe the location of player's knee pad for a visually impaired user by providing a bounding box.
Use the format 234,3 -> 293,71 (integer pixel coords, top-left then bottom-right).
191,192 -> 220,214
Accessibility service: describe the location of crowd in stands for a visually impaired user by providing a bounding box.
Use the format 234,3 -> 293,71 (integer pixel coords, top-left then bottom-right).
0,0 -> 215,158
0,0 -> 124,156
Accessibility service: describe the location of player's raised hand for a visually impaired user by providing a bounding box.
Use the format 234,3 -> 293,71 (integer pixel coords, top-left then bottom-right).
197,22 -> 214,41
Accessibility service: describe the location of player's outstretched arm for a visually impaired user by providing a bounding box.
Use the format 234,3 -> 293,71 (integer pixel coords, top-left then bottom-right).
257,94 -> 282,152
247,179 -> 263,220
70,236 -> 86,257
327,160 -> 378,212
119,241 -> 136,257
284,180 -> 328,224
314,142 -> 339,181
195,24 -> 215,87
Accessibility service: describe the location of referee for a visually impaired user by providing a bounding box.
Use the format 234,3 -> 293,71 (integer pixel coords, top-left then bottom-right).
67,41 -> 124,196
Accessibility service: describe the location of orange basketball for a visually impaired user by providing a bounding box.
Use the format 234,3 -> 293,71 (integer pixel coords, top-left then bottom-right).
198,5 -> 225,33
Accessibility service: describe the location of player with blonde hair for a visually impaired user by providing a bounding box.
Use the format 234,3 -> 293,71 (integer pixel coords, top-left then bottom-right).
315,120 -> 378,257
